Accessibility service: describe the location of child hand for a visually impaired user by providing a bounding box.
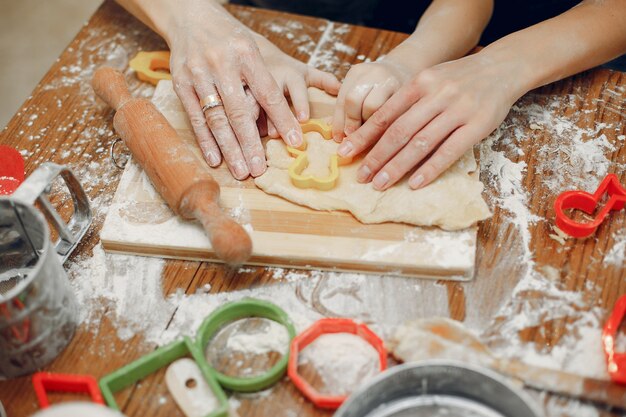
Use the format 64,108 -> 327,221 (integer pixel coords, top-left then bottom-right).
332,59 -> 413,142
258,38 -> 341,138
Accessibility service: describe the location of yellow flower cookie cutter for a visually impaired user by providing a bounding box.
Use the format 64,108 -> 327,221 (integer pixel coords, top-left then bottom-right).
286,119 -> 352,191
129,51 -> 172,85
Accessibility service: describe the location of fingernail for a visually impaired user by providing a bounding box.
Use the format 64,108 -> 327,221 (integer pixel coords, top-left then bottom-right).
297,111 -> 307,122
344,125 -> 356,135
337,140 -> 353,157
333,133 -> 343,143
233,161 -> 249,179
373,171 -> 390,190
250,156 -> 266,176
207,152 -> 220,167
287,130 -> 302,147
357,165 -> 371,183
410,174 -> 425,189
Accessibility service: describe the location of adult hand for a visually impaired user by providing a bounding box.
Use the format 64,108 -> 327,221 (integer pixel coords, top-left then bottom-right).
332,59 -> 412,142
169,8 -> 338,180
337,53 -> 525,190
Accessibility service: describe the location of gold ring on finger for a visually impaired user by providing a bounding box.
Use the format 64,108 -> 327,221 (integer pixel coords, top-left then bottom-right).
201,93 -> 223,112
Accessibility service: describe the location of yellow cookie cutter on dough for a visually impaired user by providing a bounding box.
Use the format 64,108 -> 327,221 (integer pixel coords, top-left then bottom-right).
129,51 -> 172,85
286,119 -> 352,191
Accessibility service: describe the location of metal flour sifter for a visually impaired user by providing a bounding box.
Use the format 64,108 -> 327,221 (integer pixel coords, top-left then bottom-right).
0,161 -> 91,379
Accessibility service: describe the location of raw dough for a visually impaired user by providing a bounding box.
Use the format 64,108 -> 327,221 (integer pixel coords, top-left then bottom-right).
152,81 -> 490,230
389,318 -> 494,366
254,134 -> 491,231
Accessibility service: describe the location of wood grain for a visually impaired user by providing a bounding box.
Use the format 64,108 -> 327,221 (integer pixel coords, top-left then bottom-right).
0,1 -> 624,417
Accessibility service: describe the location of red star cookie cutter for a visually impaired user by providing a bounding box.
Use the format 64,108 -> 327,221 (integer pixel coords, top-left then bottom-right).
288,318 -> 387,409
603,295 -> 626,384
0,145 -> 25,195
32,372 -> 105,408
554,174 -> 626,238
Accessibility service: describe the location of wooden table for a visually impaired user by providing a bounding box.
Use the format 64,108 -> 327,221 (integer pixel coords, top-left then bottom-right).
1,1 -> 625,416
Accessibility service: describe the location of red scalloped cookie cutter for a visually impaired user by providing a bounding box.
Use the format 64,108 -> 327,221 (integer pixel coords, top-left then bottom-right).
554,174 -> 626,238
288,318 -> 387,409
0,145 -> 25,195
32,372 -> 105,408
603,295 -> 626,384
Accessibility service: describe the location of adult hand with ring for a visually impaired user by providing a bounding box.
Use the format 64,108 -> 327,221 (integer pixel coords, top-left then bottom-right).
115,0 -> 339,180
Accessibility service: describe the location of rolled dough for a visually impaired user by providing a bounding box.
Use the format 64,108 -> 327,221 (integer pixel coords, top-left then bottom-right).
254,133 -> 491,231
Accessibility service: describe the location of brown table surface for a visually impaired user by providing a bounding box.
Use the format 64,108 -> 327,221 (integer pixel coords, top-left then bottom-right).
1,1 -> 625,416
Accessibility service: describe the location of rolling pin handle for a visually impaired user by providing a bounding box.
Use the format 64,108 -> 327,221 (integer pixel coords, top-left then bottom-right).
180,184 -> 253,265
92,67 -> 134,111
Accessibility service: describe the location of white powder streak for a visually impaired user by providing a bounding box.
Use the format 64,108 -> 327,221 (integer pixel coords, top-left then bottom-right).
604,230 -> 626,267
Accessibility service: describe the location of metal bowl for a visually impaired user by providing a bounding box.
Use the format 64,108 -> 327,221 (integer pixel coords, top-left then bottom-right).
335,361 -> 543,417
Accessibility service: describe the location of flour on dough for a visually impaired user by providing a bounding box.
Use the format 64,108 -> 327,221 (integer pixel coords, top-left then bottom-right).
254,134 -> 491,230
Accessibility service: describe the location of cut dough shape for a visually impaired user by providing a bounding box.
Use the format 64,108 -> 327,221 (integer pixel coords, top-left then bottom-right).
255,135 -> 491,231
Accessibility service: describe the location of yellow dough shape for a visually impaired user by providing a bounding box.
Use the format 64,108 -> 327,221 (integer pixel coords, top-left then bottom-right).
129,51 -> 172,85
287,119 -> 353,191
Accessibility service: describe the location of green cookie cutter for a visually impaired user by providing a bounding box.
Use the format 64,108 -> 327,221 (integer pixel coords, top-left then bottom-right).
99,337 -> 228,417
196,298 -> 297,392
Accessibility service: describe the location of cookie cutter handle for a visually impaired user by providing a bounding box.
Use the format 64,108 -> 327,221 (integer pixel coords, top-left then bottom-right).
12,162 -> 92,263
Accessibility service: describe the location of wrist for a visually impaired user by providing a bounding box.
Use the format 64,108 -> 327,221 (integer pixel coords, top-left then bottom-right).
476,42 -> 535,102
382,42 -> 431,76
155,0 -> 240,46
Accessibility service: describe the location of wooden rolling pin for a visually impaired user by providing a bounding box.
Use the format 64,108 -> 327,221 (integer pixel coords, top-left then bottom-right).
92,67 -> 252,264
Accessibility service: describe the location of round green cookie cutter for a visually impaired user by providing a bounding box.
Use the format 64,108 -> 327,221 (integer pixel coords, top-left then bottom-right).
196,298 -> 296,392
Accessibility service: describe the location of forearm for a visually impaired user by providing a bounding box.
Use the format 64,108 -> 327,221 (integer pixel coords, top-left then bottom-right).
114,0 -> 244,46
480,0 -> 626,99
385,0 -> 493,72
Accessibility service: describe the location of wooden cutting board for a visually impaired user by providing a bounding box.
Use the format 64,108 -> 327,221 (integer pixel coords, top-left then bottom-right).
100,81 -> 480,280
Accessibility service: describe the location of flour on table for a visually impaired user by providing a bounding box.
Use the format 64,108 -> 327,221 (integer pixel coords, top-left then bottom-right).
222,319 -> 290,356
255,137 -> 491,231
604,230 -> 626,267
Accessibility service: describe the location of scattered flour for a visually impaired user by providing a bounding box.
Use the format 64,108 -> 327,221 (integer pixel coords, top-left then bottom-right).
39,17 -> 622,417
539,392 -> 600,417
68,245 -> 449,347
521,98 -> 618,194
473,90 -> 621,417
480,124 -> 539,265
604,230 -> 626,267
69,244 -> 172,342
223,319 -> 290,355
307,22 -> 356,73
298,333 -> 380,396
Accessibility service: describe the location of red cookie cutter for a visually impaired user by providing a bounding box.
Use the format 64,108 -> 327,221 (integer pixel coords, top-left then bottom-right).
0,145 -> 25,195
603,295 -> 626,384
0,298 -> 30,343
288,318 -> 387,409
554,174 -> 626,238
32,372 -> 105,408
0,146 -> 30,343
